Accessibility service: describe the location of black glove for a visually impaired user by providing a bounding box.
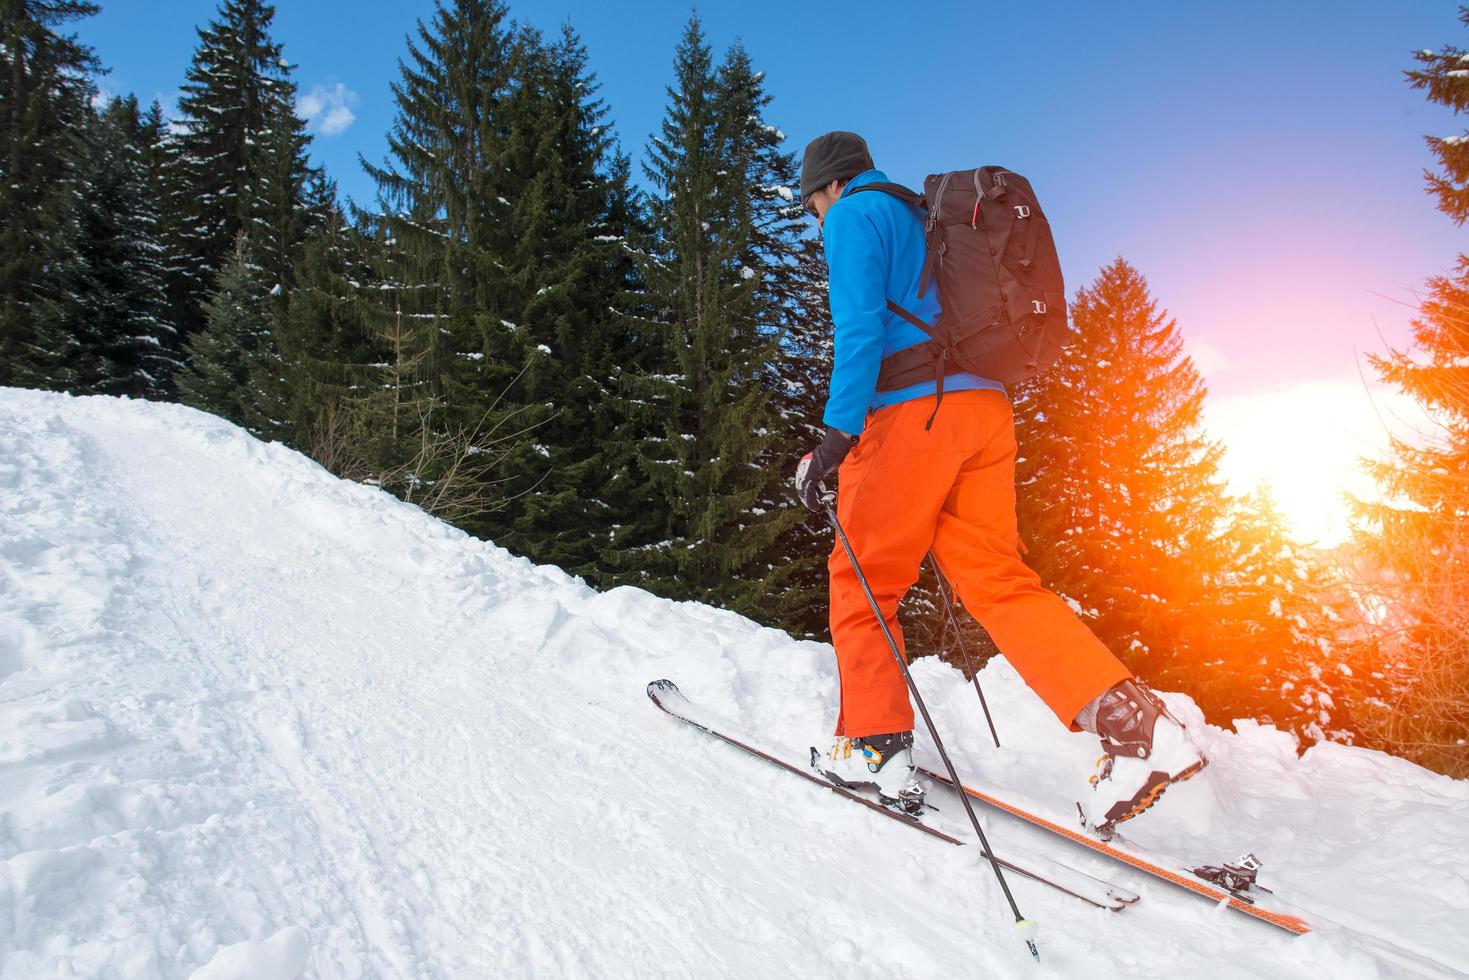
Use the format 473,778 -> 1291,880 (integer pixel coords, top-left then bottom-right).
794,427 -> 857,512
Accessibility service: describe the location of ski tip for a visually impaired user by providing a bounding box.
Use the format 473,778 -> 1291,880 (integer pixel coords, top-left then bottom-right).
646,678 -> 680,701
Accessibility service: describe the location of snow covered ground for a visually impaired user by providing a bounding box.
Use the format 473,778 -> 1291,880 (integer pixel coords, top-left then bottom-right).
1,387 -> 1466,980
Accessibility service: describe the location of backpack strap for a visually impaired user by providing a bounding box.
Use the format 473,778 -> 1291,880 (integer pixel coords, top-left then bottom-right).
884,300 -> 949,430
846,185 -> 951,429
847,182 -> 938,297
847,181 -> 925,209
1019,215 -> 1040,269
885,298 -> 934,336
977,168 -> 1007,201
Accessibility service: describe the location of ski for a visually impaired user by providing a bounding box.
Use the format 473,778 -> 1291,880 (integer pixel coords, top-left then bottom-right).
918,766 -> 1311,935
648,679 -> 1139,912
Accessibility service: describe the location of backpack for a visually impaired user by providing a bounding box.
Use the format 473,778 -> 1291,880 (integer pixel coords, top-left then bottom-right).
848,167 -> 1071,421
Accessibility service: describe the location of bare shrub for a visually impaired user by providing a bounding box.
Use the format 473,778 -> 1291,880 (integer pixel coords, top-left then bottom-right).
375,395 -> 553,525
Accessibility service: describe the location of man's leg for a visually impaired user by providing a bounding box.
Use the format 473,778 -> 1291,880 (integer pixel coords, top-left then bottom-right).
828,399 -> 966,738
927,392 -> 1131,730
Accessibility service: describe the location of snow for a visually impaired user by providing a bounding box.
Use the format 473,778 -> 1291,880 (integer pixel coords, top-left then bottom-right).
190,927 -> 310,980
1,388 -> 1467,979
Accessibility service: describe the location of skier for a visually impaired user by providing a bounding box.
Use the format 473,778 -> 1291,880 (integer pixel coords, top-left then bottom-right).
795,131 -> 1208,832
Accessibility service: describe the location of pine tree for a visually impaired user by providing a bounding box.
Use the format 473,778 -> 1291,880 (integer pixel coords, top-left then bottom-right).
1014,259 -> 1230,691
337,218 -> 437,480
133,100 -> 190,394
361,0 -> 516,441
597,155 -> 670,584
603,15 -> 723,595
355,0 -> 541,524
1336,11 -> 1469,777
143,99 -> 193,399
271,200 -> 379,467
764,235 -> 836,637
612,19 -> 804,621
481,24 -> 651,576
1406,9 -> 1469,225
58,95 -> 181,397
165,0 -> 319,345
0,0 -> 101,388
1352,263 -> 1469,776
177,237 -> 277,432
257,94 -> 331,308
361,0 -> 517,329
344,215 -> 531,526
1204,484 -> 1349,741
710,41 -> 814,624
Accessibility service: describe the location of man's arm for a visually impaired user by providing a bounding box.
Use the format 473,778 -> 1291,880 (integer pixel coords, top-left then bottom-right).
821,203 -> 888,436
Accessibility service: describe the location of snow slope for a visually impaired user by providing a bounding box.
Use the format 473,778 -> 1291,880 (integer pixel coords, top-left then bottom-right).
1,387 -> 1467,980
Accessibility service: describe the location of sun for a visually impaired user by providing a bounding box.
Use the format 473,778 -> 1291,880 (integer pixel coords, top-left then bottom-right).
1203,378 -> 1429,548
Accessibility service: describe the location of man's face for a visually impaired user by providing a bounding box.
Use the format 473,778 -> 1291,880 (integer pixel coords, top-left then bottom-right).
804,181 -> 840,228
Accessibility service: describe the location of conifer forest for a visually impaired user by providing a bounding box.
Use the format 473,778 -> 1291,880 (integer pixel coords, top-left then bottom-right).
4,0 -> 1467,778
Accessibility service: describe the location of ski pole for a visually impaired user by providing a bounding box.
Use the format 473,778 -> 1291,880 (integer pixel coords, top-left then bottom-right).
822,491 -> 1039,963
926,554 -> 1001,749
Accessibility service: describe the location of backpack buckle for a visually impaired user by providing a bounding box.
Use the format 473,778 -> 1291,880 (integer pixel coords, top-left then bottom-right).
1032,300 -> 1047,315
1014,204 -> 1031,219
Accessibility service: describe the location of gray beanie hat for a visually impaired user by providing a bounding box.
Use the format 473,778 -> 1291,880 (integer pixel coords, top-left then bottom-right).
800,131 -> 874,203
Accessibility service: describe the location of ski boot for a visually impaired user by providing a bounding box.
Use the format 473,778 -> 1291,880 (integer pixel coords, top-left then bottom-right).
811,731 -> 927,816
1081,679 -> 1208,835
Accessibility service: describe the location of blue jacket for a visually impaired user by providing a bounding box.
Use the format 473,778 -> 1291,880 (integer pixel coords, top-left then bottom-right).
821,168 -> 1005,435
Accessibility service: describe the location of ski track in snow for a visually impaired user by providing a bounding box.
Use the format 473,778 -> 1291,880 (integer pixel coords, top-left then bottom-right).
1,387 -> 1467,979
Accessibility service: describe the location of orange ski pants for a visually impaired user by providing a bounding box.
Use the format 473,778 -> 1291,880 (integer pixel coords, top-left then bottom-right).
829,389 -> 1132,738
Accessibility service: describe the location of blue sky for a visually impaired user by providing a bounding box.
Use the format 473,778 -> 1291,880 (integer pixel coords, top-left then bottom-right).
81,0 -> 1468,542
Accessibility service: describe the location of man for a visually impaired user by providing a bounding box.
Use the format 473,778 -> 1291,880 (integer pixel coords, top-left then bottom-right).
795,131 -> 1207,832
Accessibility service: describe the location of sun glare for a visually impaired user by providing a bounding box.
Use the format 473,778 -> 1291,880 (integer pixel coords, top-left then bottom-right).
1203,377 -> 1431,548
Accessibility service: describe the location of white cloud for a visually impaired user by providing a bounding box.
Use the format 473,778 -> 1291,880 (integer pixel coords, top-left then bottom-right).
297,82 -> 358,137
